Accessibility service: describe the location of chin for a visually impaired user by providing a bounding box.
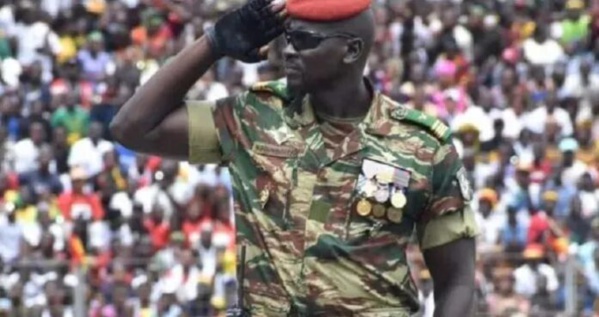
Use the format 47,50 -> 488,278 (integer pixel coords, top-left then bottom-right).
285,78 -> 304,97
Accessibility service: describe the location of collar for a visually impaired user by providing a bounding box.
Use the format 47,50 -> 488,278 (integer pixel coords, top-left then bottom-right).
283,78 -> 396,137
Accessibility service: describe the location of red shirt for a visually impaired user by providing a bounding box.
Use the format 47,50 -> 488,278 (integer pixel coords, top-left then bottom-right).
57,192 -> 104,221
144,219 -> 170,251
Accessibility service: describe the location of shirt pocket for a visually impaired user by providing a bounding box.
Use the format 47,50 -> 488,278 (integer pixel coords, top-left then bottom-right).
250,141 -> 301,229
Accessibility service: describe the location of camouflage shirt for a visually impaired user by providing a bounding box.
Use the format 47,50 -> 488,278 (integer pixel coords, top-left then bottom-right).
187,80 -> 478,317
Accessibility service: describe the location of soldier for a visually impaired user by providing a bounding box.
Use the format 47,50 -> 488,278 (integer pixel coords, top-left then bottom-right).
110,0 -> 478,316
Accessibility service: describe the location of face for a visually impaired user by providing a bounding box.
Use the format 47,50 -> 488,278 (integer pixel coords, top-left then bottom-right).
29,123 -> 45,143
88,122 -> 103,139
283,19 -> 364,95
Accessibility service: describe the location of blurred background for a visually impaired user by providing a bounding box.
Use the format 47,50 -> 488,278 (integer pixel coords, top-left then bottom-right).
1,0 -> 599,316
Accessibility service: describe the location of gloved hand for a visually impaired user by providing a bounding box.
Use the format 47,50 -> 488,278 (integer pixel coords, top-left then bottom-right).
206,0 -> 286,63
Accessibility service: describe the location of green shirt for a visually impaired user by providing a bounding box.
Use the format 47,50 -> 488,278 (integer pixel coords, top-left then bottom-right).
51,106 -> 90,144
187,80 -> 478,316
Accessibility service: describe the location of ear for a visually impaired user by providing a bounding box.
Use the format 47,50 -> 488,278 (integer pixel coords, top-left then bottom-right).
343,38 -> 364,64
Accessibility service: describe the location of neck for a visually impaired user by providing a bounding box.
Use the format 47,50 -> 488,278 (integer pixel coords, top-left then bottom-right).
310,76 -> 371,119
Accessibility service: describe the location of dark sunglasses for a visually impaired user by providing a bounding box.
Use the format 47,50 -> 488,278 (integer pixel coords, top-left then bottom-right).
284,29 -> 356,51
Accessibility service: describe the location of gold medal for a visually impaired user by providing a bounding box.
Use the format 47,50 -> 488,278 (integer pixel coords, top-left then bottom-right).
387,207 -> 403,224
363,180 -> 377,198
356,199 -> 372,216
391,191 -> 407,208
372,204 -> 386,218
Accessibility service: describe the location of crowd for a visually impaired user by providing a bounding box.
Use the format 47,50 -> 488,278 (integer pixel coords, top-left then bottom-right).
1,0 -> 599,316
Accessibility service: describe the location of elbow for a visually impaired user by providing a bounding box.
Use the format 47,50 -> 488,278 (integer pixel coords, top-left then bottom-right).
109,115 -> 143,150
109,117 -> 129,146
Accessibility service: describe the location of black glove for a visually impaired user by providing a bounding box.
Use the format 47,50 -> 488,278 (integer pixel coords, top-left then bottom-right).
206,0 -> 285,63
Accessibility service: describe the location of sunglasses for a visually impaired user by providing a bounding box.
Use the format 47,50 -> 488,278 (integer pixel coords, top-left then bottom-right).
284,29 -> 356,51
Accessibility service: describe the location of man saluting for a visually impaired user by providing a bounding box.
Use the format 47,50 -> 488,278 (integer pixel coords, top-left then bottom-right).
110,0 -> 478,316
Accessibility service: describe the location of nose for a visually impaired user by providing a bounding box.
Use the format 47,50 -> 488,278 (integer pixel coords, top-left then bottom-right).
283,41 -> 297,59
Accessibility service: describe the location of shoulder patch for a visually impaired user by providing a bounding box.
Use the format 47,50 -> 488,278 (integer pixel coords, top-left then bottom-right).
390,106 -> 451,142
249,80 -> 289,101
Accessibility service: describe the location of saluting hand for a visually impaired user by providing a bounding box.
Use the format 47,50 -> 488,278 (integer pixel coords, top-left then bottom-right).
206,0 -> 287,63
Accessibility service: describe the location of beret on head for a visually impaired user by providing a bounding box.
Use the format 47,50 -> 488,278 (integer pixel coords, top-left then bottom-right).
287,0 -> 372,21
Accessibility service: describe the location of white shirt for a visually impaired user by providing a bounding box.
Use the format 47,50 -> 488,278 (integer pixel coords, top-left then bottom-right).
500,108 -> 529,139
133,182 -> 193,218
21,222 -> 65,252
0,5 -> 15,37
68,137 -> 114,177
13,21 -> 61,82
0,220 -> 22,263
12,139 -> 43,174
522,38 -> 565,66
160,264 -> 202,302
561,160 -> 589,187
525,106 -> 573,137
451,105 -> 495,142
198,244 -> 217,277
513,263 -> 559,297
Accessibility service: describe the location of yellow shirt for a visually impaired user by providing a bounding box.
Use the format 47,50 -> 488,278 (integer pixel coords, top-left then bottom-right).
57,36 -> 78,64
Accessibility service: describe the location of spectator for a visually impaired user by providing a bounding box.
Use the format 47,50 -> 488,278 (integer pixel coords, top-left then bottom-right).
513,245 -> 559,298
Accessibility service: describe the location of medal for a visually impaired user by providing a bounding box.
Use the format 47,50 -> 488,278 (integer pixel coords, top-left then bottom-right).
362,160 -> 378,179
387,207 -> 403,224
363,180 -> 377,198
374,186 -> 390,203
391,190 -> 407,208
372,204 -> 386,218
377,171 -> 394,184
393,169 -> 411,188
356,199 -> 372,216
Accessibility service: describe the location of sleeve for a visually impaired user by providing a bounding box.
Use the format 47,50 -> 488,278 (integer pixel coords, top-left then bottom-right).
416,141 -> 479,250
185,94 -> 244,165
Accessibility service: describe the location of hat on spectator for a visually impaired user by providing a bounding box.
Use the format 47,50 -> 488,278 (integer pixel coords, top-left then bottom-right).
514,159 -> 533,173
558,138 -> 579,152
542,190 -> 559,202
435,60 -> 457,78
213,232 -> 231,249
478,188 -> 498,207
523,244 -> 544,260
170,231 -> 185,242
201,222 -> 214,232
566,0 -> 584,10
492,267 -> 513,280
419,269 -> 431,280
287,0 -> 372,22
87,31 -> 104,43
70,167 -> 87,181
576,119 -> 593,130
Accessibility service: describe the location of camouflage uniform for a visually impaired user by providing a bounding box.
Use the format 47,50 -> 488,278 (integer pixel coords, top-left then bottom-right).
187,80 -> 478,317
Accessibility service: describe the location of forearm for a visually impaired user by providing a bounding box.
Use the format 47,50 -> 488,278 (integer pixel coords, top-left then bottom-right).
433,284 -> 476,317
110,36 -> 219,140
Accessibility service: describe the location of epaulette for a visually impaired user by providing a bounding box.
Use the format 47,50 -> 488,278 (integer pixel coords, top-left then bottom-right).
389,106 -> 451,142
249,80 -> 289,101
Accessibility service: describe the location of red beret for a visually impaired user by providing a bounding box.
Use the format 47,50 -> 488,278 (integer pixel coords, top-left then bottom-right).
287,0 -> 372,22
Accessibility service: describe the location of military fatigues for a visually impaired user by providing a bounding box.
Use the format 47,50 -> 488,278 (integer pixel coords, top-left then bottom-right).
187,80 -> 478,317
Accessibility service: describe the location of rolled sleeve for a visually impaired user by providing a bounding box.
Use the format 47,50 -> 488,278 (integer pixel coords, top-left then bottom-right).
186,93 -> 247,164
186,100 -> 221,164
417,142 -> 479,250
